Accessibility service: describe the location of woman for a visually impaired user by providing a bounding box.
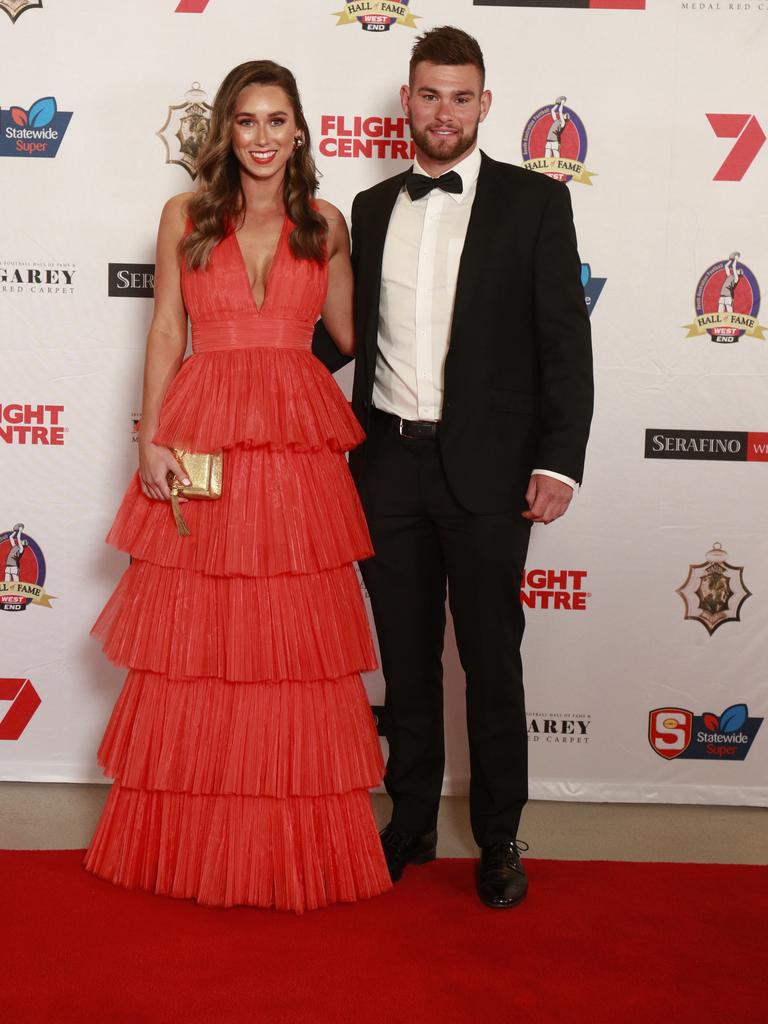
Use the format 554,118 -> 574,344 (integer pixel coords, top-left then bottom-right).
84,61 -> 392,912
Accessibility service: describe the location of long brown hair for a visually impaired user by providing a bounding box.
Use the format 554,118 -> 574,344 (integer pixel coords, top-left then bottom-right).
182,61 -> 326,270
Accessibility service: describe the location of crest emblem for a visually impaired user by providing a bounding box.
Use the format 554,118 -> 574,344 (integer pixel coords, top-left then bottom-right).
676,542 -> 751,635
0,524 -> 56,613
332,0 -> 420,32
0,0 -> 43,23
521,96 -> 596,185
156,82 -> 212,180
683,252 -> 764,343
648,708 -> 692,760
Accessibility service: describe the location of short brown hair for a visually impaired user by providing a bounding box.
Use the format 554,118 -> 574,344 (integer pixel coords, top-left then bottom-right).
409,25 -> 485,86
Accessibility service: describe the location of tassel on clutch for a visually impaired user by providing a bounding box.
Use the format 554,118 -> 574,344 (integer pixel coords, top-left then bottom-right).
167,449 -> 223,537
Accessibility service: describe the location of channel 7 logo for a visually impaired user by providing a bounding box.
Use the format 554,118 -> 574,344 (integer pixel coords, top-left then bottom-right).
706,114 -> 766,181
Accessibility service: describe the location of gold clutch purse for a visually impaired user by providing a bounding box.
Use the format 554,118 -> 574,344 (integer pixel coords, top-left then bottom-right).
167,449 -> 223,537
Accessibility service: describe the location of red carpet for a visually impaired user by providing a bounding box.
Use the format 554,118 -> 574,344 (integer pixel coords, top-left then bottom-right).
2,852 -> 766,1023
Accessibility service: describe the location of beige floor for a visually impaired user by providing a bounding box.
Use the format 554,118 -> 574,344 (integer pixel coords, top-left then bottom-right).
1,782 -> 766,863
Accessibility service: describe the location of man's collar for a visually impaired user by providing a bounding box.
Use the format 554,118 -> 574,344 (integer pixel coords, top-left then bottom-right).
410,146 -> 482,203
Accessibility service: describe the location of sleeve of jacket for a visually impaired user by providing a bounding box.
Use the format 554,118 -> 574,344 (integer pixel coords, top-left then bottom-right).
532,182 -> 594,483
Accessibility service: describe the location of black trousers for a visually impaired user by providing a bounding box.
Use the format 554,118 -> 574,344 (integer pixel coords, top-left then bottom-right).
356,410 -> 532,847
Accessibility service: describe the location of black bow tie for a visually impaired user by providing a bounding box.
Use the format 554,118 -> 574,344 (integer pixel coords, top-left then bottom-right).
405,169 -> 463,201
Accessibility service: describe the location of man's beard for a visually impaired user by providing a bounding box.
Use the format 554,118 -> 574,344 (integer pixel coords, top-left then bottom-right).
409,120 -> 479,166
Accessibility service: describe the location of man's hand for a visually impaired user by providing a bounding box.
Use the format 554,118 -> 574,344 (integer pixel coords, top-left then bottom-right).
522,474 -> 574,525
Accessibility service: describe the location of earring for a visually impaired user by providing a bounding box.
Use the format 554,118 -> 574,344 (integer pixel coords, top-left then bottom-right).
293,136 -> 303,149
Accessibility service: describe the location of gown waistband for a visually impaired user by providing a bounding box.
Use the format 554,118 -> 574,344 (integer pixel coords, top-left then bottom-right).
192,316 -> 314,353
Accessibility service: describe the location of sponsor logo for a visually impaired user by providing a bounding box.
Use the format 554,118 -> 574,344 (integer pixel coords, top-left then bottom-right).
0,0 -> 42,22
157,82 -> 212,180
0,404 -> 66,445
682,2 -> 768,16
0,260 -> 76,295
0,678 -> 41,740
0,525 -> 56,612
527,712 -> 591,744
676,542 -> 751,635
131,412 -> 142,443
683,253 -> 763,342
706,114 -> 765,181
520,569 -> 590,610
645,429 -> 768,463
475,1 -> 643,7
521,96 -> 595,185
649,703 -> 762,761
318,115 -> 414,160
175,0 -> 209,10
581,264 -> 606,316
332,0 -> 420,31
0,96 -> 72,158
108,263 -> 155,298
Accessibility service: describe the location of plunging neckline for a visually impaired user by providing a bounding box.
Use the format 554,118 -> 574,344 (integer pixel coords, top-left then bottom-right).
232,213 -> 289,314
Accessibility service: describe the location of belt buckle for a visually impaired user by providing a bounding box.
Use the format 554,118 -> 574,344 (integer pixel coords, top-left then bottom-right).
398,417 -> 406,437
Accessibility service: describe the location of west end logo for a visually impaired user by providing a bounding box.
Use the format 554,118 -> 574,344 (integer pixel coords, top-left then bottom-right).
0,524 -> 56,613
581,264 -> 606,316
521,97 -> 595,186
0,96 -> 72,158
0,0 -> 43,23
649,704 -> 762,762
683,253 -> 764,343
157,82 -> 212,180
676,542 -> 751,636
332,0 -> 420,32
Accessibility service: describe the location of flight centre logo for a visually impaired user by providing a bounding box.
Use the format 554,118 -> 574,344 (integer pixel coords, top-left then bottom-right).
0,96 -> 72,158
676,542 -> 751,636
682,253 -> 764,343
1,403 -> 66,445
0,524 -> 56,613
157,82 -> 212,180
649,704 -> 762,762
0,1 -> 43,23
581,264 -> 606,316
332,0 -> 420,31
520,569 -> 590,610
522,97 -> 595,185
318,115 -> 414,160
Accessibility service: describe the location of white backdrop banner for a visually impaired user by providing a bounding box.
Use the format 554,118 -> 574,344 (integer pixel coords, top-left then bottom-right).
1,0 -> 766,806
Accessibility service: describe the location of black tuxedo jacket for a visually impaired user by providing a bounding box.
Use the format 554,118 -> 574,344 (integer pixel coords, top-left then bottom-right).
313,151 -> 594,515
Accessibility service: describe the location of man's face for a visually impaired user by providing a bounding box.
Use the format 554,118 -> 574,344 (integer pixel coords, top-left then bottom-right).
401,61 -> 491,168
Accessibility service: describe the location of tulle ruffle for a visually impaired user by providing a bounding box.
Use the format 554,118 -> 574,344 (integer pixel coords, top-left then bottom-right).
92,560 -> 376,683
98,669 -> 385,797
84,783 -> 392,913
151,348 -> 363,454
107,446 -> 372,577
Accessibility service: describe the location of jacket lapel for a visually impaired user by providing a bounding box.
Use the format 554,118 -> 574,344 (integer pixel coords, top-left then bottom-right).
449,152 -> 502,348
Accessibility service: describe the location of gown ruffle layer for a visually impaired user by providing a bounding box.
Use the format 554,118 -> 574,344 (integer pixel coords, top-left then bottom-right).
85,220 -> 391,912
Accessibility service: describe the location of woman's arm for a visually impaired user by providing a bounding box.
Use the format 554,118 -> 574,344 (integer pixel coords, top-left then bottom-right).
316,199 -> 355,357
137,193 -> 192,501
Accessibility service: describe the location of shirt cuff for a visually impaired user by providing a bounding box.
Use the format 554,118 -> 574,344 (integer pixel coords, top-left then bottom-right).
532,469 -> 578,491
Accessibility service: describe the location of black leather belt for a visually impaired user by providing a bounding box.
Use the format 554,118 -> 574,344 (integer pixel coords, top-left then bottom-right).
374,408 -> 439,439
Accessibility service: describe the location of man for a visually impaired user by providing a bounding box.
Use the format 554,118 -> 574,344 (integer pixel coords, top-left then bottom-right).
314,26 -> 593,908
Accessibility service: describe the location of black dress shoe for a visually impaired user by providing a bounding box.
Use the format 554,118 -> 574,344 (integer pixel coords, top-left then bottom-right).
379,824 -> 437,882
476,840 -> 529,909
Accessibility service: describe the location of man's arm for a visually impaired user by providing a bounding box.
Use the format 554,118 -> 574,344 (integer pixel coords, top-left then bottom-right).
311,194 -> 362,374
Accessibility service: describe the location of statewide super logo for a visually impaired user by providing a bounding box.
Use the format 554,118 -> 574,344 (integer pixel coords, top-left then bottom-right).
683,253 -> 764,343
0,96 -> 72,158
649,704 -> 762,762
157,82 -> 212,180
0,524 -> 56,613
0,1 -> 43,23
332,0 -> 419,31
581,264 -> 606,316
676,543 -> 751,636
521,97 -> 595,186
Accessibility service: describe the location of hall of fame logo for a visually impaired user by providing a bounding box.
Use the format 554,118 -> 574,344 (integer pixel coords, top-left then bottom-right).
0,0 -> 42,22
331,0 -> 419,32
0,524 -> 56,613
157,82 -> 212,180
683,253 -> 764,343
676,543 -> 751,636
521,97 -> 595,186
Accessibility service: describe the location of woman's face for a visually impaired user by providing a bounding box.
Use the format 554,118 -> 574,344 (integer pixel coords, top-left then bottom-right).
230,83 -> 300,182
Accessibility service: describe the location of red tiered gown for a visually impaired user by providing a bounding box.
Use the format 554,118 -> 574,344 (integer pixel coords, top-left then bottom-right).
84,215 -> 392,912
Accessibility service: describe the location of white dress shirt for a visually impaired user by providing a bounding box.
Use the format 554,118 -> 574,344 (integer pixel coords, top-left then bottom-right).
372,146 -> 576,491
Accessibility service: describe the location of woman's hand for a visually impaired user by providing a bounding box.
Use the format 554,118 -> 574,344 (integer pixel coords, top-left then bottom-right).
138,441 -> 190,502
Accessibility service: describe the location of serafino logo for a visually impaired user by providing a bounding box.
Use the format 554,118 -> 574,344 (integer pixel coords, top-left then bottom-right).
706,114 -> 766,181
